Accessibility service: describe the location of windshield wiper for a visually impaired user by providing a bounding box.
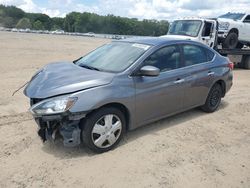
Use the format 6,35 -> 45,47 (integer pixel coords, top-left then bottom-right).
79,64 -> 101,71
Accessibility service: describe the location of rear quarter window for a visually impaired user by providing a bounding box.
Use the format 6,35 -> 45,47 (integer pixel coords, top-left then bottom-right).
205,48 -> 215,61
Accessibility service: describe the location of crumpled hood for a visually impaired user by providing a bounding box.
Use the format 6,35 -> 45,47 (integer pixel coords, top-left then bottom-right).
24,62 -> 115,98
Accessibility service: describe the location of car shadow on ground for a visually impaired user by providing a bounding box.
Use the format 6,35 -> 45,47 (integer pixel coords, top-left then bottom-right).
123,101 -> 229,144
42,101 -> 229,158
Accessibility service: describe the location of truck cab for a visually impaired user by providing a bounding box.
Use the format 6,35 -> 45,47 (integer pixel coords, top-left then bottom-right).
161,18 -> 218,49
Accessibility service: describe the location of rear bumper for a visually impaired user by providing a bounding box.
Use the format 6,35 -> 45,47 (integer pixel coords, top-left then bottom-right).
33,112 -> 86,147
225,71 -> 233,94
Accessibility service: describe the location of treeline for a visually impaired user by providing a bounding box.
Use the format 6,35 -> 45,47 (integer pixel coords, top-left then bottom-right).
0,5 -> 169,36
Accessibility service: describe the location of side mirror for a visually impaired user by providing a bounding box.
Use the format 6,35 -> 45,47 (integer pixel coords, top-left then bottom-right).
139,66 -> 160,77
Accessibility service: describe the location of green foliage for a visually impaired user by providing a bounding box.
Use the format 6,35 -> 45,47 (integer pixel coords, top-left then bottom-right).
25,13 -> 52,30
33,20 -> 44,30
62,12 -> 169,36
1,16 -> 15,27
0,5 -> 24,27
51,17 -> 64,30
0,5 -> 24,19
16,18 -> 31,29
0,4 -> 169,36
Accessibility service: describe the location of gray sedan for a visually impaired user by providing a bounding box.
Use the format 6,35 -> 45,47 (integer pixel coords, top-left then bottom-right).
24,37 -> 233,153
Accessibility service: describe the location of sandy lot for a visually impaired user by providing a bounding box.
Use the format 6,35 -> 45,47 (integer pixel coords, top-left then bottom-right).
0,31 -> 249,188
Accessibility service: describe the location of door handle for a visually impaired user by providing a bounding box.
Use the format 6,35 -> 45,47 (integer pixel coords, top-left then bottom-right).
174,79 -> 185,84
208,71 -> 215,76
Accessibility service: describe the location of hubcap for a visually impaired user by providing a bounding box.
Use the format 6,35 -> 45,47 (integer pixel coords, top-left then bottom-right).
91,114 -> 122,148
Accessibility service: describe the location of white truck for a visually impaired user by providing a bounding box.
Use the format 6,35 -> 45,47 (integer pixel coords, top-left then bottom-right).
161,15 -> 250,69
218,12 -> 250,49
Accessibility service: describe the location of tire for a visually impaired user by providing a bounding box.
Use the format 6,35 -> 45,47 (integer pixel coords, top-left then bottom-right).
201,84 -> 222,113
222,32 -> 238,49
81,107 -> 126,153
236,42 -> 244,49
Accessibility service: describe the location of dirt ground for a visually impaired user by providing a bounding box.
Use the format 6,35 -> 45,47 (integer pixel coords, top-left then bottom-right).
0,31 -> 249,188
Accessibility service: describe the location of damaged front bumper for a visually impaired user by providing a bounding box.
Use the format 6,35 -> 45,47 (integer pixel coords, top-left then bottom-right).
33,112 -> 86,147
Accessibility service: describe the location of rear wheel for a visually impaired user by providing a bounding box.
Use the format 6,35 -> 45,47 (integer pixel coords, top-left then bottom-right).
81,107 -> 126,153
201,84 -> 222,113
222,32 -> 238,49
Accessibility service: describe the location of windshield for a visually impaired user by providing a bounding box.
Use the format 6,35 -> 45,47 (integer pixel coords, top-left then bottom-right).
75,42 -> 150,72
168,20 -> 202,37
219,13 -> 245,20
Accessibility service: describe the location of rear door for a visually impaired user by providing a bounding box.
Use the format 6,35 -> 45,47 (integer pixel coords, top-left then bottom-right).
180,44 -> 215,109
133,45 -> 189,126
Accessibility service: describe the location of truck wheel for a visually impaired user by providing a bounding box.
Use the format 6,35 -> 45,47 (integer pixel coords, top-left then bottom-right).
236,42 -> 244,49
81,107 -> 126,153
201,84 -> 222,113
222,32 -> 238,49
243,56 -> 250,69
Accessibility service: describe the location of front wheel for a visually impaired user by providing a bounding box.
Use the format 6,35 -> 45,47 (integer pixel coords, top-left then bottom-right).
81,107 -> 126,153
201,84 -> 222,113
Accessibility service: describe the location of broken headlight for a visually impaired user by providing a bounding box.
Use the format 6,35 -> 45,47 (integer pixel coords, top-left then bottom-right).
30,95 -> 77,115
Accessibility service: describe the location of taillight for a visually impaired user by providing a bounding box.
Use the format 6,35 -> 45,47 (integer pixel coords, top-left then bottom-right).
227,59 -> 234,70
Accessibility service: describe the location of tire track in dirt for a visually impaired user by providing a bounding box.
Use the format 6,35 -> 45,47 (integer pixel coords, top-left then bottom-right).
0,112 -> 33,127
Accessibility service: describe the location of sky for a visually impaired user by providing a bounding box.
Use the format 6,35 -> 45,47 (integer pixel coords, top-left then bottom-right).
0,0 -> 249,20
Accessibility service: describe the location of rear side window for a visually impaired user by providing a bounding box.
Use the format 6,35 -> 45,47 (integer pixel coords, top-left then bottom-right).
183,45 -> 207,66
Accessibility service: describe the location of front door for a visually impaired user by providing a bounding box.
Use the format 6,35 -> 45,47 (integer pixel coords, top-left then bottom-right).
133,45 -> 188,126
201,21 -> 217,48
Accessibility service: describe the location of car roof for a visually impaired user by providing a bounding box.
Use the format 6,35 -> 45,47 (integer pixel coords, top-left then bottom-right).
119,37 -> 203,47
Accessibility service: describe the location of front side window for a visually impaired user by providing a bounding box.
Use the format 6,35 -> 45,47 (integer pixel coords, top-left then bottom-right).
183,45 -> 208,66
75,42 -> 151,72
202,22 -> 213,37
168,20 -> 202,37
143,45 -> 181,72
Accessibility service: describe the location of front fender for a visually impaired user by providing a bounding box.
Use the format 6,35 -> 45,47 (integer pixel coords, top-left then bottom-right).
69,80 -> 135,118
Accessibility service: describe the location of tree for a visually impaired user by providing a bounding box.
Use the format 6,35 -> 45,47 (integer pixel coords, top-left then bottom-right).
3,5 -> 25,19
1,16 -> 15,28
64,12 -> 81,32
51,17 -> 64,30
26,13 -> 52,30
33,20 -> 44,30
0,5 -> 24,27
0,5 -> 169,36
16,18 -> 32,29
